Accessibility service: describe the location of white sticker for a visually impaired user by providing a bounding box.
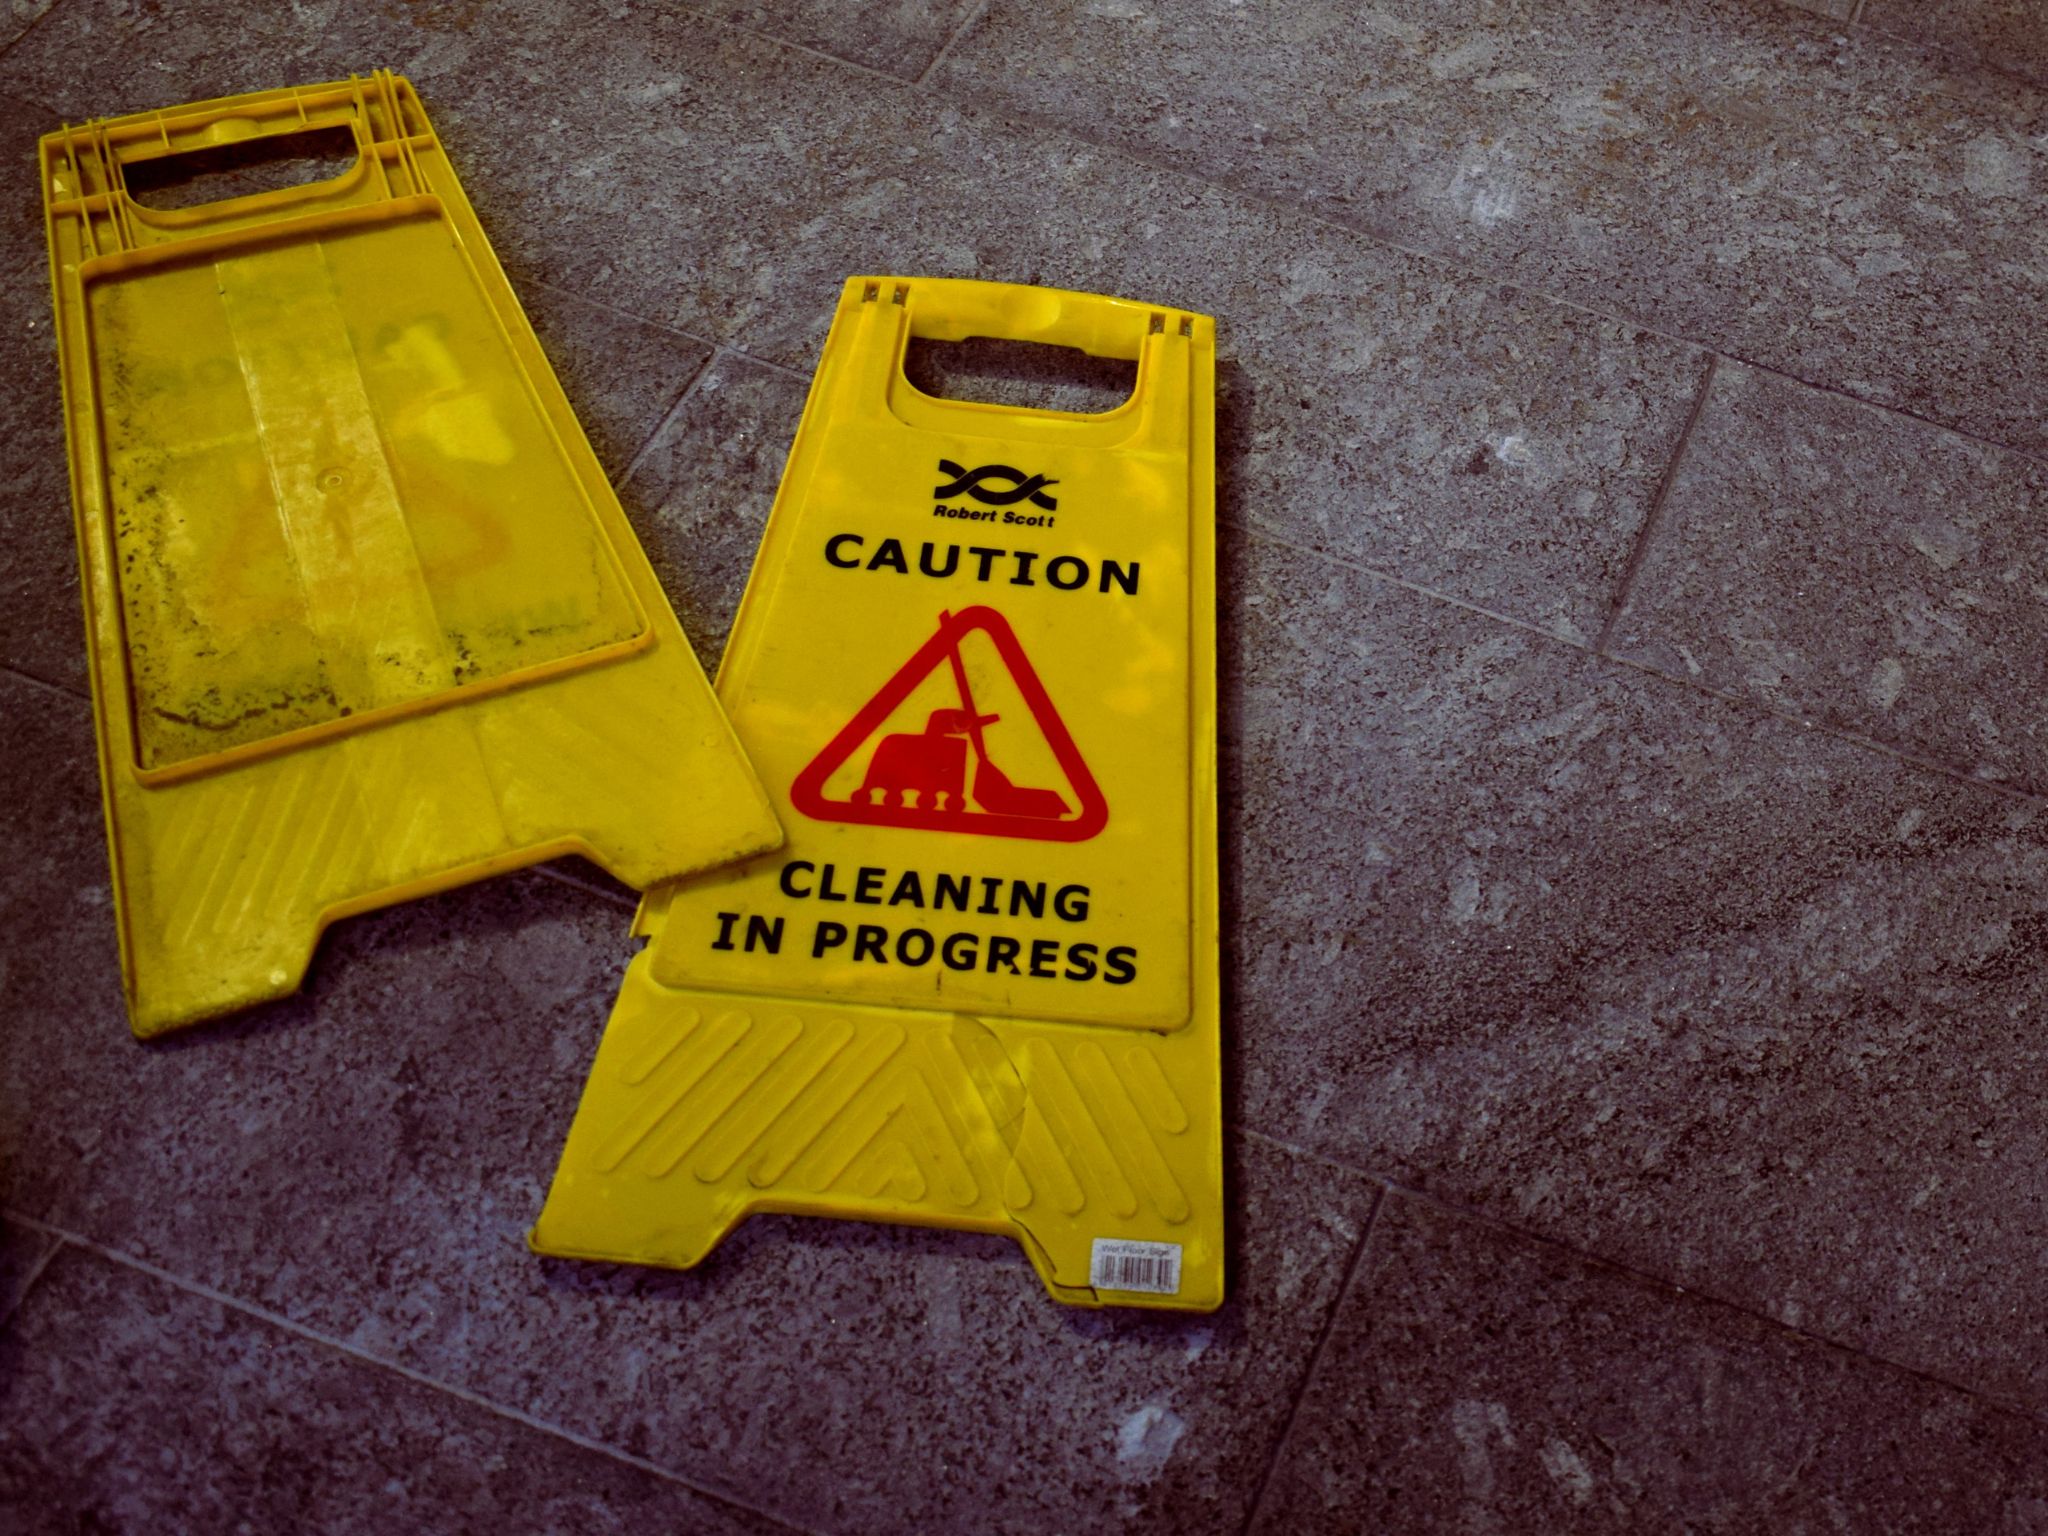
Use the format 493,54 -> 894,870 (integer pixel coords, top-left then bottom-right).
1090,1238 -> 1183,1296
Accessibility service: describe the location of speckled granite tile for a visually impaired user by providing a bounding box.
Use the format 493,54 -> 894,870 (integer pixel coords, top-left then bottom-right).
0,1247 -> 794,1536
1227,530 -> 2048,1411
1862,0 -> 2048,88
619,352 -> 806,669
512,284 -> 713,483
0,2 -> 430,118
0,671 -> 115,1029
0,1216 -> 58,1324
702,0 -> 978,79
1610,361 -> 2048,793
0,92 -> 81,694
0,674 -> 1380,1534
0,2 -> 52,45
1252,1193 -> 2048,1534
934,0 -> 2048,456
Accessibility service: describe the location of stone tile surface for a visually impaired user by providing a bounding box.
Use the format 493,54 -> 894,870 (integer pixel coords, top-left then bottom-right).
0,671 -> 115,1027
1226,530 -> 2048,1410
702,0 -> 978,79
0,1247 -> 791,1536
1611,361 -> 2048,793
0,91 -> 81,694
1863,0 -> 2048,87
1253,1193 -> 2048,1534
0,676 -> 1379,1536
0,1216 -> 57,1324
621,352 -> 807,669
518,284 -> 714,482
935,0 -> 2048,455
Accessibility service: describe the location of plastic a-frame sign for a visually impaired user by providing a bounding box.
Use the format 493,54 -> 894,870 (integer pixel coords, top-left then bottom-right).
41,73 -> 780,1036
534,277 -> 1221,1310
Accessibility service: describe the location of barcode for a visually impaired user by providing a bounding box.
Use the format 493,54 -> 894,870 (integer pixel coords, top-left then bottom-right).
1090,1238 -> 1182,1296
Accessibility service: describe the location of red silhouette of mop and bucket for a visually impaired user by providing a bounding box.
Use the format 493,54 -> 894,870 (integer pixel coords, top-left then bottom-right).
790,607 -> 1109,844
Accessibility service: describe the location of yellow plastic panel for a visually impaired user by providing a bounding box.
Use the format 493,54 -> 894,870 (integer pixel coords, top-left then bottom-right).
42,74 -> 781,1035
535,277 -> 1221,1309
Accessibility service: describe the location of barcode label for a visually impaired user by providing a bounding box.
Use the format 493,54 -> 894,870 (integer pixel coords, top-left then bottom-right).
1090,1238 -> 1183,1296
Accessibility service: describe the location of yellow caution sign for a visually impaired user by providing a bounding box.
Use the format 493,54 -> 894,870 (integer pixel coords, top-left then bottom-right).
534,277 -> 1221,1309
41,74 -> 780,1036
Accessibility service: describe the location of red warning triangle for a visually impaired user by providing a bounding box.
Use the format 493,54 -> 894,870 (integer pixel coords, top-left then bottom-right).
790,606 -> 1108,843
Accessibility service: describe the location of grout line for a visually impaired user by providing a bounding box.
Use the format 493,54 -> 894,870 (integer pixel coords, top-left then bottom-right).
613,340 -> 808,489
1366,1178 -> 2048,1430
524,276 -> 721,351
710,341 -> 811,382
680,3 -> 915,88
1,660 -> 88,705
1233,518 -> 2048,808
617,347 -> 718,488
1228,519 -> 1572,646
1721,350 -> 2043,467
1236,1183 -> 1385,1535
0,1230 -> 65,1329
0,0 -> 66,67
1593,645 -> 2048,806
3,1214 -> 823,1536
915,0 -> 991,87
1848,0 -> 1868,22
1219,1142 -> 2048,1433
1595,354 -> 1719,654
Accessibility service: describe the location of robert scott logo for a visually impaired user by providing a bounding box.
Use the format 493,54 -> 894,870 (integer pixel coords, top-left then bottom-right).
934,459 -> 1058,511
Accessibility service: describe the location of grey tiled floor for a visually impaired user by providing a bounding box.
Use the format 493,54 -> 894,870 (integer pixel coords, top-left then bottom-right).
2,1 -> 2046,1531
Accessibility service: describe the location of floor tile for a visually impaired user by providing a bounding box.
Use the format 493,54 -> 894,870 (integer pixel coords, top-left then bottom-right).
1862,0 -> 2048,88
0,1216 -> 57,1324
513,284 -> 713,483
1252,1192 -> 2048,1534
1609,361 -> 2048,793
0,670 -> 115,1025
0,1246 -> 792,1535
619,352 -> 808,669
0,678 -> 1380,1535
1225,529 -> 2048,1411
0,92 -> 82,694
934,0 -> 2048,455
700,0 -> 978,79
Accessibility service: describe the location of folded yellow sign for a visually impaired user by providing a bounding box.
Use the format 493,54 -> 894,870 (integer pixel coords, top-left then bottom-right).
41,73 -> 780,1035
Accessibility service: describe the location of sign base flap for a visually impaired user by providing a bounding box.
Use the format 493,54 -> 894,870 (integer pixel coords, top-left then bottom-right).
531,954 -> 1223,1311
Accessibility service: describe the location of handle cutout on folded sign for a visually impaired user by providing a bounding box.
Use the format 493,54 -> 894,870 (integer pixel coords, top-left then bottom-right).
119,121 -> 362,212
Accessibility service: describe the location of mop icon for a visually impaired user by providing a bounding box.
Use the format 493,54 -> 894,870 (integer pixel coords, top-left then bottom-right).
791,607 -> 1109,843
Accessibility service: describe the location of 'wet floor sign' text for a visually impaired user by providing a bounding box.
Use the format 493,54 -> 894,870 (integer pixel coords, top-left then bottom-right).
532,277 -> 1221,1309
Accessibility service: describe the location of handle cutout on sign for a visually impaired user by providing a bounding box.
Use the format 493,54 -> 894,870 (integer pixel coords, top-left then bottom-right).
121,123 -> 361,211
904,336 -> 1138,417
